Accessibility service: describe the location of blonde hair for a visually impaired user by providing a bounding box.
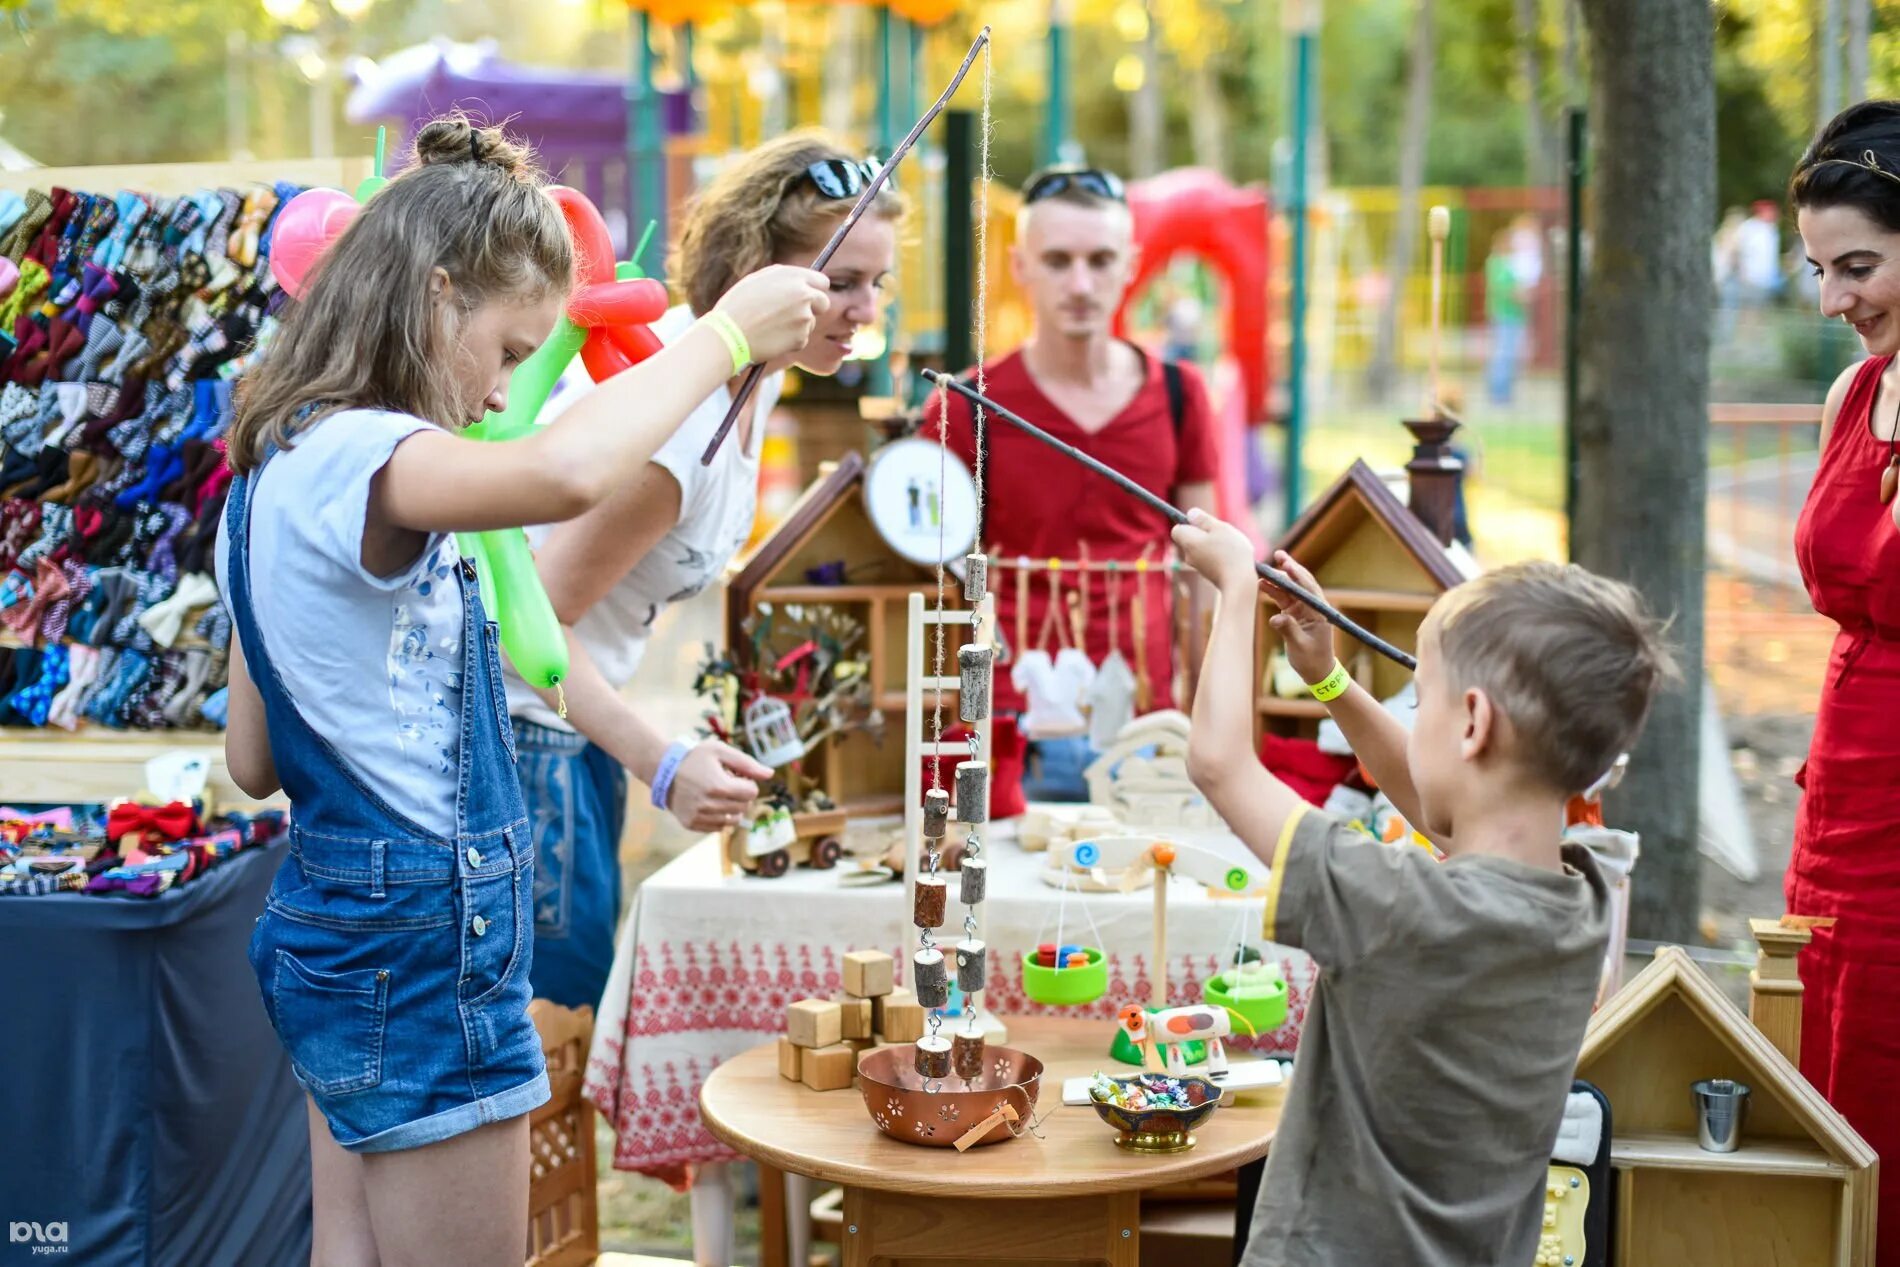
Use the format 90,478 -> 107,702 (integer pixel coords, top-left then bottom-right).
229,115 -> 574,472
670,129 -> 904,317
1422,561 -> 1679,795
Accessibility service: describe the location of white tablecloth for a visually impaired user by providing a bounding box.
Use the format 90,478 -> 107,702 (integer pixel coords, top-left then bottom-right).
583,818 -> 1316,1181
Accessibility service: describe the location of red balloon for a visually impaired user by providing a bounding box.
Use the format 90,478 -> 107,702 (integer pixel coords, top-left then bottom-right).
549,186 -> 615,285
579,329 -> 634,383
602,321 -> 664,367
568,277 -> 668,328
268,188 -> 361,301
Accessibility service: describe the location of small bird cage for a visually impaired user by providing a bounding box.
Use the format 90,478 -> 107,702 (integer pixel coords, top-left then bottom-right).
743,694 -> 807,768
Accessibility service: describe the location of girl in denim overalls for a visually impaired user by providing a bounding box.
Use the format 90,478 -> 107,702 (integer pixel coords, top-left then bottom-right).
218,117 -> 827,1264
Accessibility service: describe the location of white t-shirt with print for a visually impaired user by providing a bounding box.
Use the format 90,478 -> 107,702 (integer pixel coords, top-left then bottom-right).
504,304 -> 781,732
214,409 -> 466,839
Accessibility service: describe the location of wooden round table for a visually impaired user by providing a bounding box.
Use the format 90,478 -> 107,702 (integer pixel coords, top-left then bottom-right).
700,1015 -> 1283,1267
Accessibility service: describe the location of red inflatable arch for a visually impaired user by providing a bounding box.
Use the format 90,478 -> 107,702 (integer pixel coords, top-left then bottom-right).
1113,168 -> 1272,425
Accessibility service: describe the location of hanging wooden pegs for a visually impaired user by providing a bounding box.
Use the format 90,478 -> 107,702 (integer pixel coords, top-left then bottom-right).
952,1028 -> 986,1081
959,644 -> 993,722
955,761 -> 989,823
959,855 -> 987,905
923,788 -> 950,840
915,1033 -> 953,1079
963,552 -> 988,603
914,873 -> 948,928
955,938 -> 988,992
914,947 -> 950,1007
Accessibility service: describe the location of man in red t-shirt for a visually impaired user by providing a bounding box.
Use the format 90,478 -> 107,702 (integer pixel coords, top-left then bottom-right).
926,165 -> 1220,798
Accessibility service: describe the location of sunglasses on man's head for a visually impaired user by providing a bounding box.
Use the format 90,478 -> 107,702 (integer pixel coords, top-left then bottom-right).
804,158 -> 882,200
1022,167 -> 1126,205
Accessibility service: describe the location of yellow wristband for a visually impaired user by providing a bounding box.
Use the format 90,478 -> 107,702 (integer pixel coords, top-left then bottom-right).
1308,660 -> 1351,703
701,310 -> 751,375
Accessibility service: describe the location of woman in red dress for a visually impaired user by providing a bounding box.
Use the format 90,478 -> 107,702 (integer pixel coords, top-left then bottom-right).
1790,101 -> 1900,1261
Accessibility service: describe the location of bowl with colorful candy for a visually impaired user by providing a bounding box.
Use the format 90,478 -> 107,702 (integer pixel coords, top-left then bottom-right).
1085,1071 -> 1221,1153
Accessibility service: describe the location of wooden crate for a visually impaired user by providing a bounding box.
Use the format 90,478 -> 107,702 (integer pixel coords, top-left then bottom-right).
526,1001 -> 600,1267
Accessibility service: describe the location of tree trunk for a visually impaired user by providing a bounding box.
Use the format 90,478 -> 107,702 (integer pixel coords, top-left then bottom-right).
1820,0 -> 1842,129
1366,0 -> 1435,401
1128,0 -> 1164,178
1848,0 -> 1870,104
1189,52 -> 1229,175
1574,0 -> 1714,941
1516,0 -> 1551,185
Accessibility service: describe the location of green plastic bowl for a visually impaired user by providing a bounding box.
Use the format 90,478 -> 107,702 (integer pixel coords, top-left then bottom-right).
1020,947 -> 1108,1006
1203,970 -> 1289,1034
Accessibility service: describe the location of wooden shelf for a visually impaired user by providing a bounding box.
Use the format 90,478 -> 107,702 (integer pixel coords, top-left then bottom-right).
0,725 -> 285,808
1255,696 -> 1329,719
1611,1131 -> 1848,1179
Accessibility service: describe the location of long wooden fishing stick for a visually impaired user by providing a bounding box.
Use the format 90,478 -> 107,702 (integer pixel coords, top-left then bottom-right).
701,27 -> 993,466
922,369 -> 1419,671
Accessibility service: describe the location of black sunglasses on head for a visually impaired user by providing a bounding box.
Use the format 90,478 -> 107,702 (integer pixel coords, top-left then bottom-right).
1022,167 -> 1126,205
804,157 -> 882,200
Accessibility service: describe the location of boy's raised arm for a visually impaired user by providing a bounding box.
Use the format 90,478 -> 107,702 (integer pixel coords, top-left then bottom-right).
1173,510 -> 1310,865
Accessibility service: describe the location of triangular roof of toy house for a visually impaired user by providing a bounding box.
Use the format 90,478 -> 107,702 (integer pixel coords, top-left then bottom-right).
725,448 -> 937,652
1577,946 -> 1874,1171
1276,459 -> 1476,594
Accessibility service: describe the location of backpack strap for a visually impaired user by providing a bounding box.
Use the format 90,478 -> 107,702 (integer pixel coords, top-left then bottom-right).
1162,358 -> 1186,439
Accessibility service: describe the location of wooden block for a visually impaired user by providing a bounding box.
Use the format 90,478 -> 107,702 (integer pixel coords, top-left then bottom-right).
786,998 -> 842,1049
777,1036 -> 803,1081
843,950 -> 895,998
840,996 -> 874,1040
874,988 -> 925,1043
800,1043 -> 857,1092
843,1036 -> 875,1055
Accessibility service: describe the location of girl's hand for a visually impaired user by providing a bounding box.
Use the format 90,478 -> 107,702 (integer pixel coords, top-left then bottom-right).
1171,508 -> 1258,594
667,740 -> 771,834
1264,550 -> 1338,683
713,265 -> 831,364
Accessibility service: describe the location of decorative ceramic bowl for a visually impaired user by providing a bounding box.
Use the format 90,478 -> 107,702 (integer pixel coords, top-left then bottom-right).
1088,1075 -> 1222,1153
858,1044 -> 1044,1148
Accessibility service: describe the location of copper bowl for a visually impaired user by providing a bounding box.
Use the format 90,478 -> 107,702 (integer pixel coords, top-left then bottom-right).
858,1044 -> 1044,1148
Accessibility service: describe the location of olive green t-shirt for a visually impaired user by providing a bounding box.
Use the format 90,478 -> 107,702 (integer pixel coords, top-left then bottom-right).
1242,806 -> 1610,1267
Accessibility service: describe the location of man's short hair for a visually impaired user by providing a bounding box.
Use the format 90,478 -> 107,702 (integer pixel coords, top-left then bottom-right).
1422,561 -> 1679,795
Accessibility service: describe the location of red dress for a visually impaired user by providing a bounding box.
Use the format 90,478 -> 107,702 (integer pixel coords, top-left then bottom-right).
1791,353 -> 1900,1261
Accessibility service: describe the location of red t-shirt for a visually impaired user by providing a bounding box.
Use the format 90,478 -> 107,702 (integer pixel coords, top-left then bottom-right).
928,345 -> 1220,716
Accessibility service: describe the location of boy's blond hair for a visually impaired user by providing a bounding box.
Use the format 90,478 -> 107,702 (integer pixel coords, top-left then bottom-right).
1423,561 -> 1678,795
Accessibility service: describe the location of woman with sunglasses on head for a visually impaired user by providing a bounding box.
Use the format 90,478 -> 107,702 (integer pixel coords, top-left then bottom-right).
499,133 -> 903,1021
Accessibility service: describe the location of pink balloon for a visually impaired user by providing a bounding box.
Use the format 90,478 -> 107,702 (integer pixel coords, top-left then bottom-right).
0,256 -> 17,302
268,188 -> 361,301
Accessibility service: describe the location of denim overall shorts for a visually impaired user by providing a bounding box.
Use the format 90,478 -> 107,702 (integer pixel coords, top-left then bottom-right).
225,455 -> 548,1153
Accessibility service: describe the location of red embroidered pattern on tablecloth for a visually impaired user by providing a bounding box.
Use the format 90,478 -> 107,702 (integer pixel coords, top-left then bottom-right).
585,939 -> 1310,1179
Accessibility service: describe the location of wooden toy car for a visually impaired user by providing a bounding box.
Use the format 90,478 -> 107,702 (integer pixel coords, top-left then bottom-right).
725,807 -> 849,878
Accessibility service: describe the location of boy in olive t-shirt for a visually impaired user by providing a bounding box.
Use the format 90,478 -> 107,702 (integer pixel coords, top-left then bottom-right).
1171,511 -> 1676,1267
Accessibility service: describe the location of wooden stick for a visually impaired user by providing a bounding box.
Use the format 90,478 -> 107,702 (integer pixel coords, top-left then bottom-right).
1151,855 -> 1168,1010
701,27 -> 993,465
1427,205 -> 1450,415
924,370 -> 1419,670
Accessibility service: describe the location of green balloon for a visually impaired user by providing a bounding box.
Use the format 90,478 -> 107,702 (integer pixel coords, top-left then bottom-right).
459,315 -> 587,688
354,175 -> 389,201
462,527 -> 567,689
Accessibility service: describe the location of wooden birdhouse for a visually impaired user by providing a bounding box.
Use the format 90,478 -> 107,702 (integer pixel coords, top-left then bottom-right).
725,449 -> 958,815
1256,434 -> 1480,744
1577,946 -> 1876,1266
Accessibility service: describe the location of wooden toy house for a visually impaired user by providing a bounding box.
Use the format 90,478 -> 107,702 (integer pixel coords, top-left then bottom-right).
1256,419 -> 1479,744
1577,945 -> 1876,1267
725,450 -> 957,816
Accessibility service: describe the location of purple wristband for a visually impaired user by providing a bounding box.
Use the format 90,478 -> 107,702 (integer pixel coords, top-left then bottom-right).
651,740 -> 692,810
